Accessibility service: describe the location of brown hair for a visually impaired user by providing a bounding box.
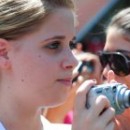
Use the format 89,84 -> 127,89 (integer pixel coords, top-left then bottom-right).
0,0 -> 75,40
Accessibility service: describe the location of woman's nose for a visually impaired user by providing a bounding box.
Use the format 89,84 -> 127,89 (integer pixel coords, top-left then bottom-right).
62,51 -> 78,70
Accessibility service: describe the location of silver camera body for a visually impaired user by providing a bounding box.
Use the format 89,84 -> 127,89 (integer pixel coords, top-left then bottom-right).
89,83 -> 130,114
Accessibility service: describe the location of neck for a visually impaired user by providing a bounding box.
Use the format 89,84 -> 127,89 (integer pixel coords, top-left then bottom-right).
0,86 -> 44,130
0,107 -> 43,130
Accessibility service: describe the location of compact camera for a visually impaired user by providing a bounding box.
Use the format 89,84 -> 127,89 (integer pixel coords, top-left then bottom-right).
72,60 -> 94,83
87,83 -> 130,114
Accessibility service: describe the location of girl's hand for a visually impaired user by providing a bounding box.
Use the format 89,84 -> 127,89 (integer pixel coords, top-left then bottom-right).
72,80 -> 115,130
107,70 -> 117,83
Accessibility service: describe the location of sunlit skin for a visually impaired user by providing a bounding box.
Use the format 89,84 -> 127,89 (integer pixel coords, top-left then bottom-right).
102,27 -> 130,88
0,8 -> 78,129
102,27 -> 130,130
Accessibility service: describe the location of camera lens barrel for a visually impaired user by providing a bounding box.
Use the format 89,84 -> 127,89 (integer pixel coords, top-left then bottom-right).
116,84 -> 130,110
89,83 -> 130,114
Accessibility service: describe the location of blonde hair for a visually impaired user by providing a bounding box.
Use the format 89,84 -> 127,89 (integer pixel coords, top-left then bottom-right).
107,8 -> 130,38
0,0 -> 75,40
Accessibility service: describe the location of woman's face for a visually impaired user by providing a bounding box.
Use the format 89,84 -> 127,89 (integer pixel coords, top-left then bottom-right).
7,8 -> 78,108
102,27 -> 130,88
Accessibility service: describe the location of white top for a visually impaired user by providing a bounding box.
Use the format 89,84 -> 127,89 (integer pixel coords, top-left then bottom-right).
41,116 -> 72,130
0,116 -> 71,130
0,122 -> 6,130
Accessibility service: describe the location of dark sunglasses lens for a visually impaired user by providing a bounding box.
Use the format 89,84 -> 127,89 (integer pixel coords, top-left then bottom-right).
99,53 -> 108,68
110,54 -> 130,76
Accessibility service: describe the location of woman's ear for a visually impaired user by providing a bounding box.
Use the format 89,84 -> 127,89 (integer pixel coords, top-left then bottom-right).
0,38 -> 11,69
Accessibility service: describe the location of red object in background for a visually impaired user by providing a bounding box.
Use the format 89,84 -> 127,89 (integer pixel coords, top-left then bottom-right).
63,111 -> 73,124
87,37 -> 105,53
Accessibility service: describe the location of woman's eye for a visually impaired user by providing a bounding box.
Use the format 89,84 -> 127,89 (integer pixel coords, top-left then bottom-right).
46,41 -> 61,49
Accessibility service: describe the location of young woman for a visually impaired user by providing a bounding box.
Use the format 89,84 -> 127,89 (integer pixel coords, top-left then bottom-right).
100,7 -> 130,130
0,0 -> 115,130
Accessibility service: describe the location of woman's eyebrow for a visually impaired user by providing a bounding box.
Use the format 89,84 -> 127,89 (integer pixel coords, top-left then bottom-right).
44,35 -> 66,42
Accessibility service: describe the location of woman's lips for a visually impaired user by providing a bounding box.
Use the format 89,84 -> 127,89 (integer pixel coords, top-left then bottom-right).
57,78 -> 72,86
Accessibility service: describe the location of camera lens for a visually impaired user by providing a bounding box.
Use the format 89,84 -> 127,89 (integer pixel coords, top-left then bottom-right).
115,84 -> 130,110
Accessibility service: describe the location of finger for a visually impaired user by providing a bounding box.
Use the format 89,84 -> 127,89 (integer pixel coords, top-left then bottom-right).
89,95 -> 111,117
77,75 -> 84,83
105,121 -> 115,130
72,69 -> 79,79
100,107 -> 115,126
107,70 -> 116,83
72,75 -> 84,90
72,61 -> 81,78
74,79 -> 97,111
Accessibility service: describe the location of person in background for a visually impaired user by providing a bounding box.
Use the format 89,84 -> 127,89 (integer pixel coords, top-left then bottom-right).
99,7 -> 130,130
72,42 -> 84,55
74,52 -> 102,84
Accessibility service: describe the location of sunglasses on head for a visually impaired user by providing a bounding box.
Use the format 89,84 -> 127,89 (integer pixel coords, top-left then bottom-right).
98,50 -> 130,76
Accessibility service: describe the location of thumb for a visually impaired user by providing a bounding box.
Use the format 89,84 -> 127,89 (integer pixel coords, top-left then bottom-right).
107,70 -> 116,83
